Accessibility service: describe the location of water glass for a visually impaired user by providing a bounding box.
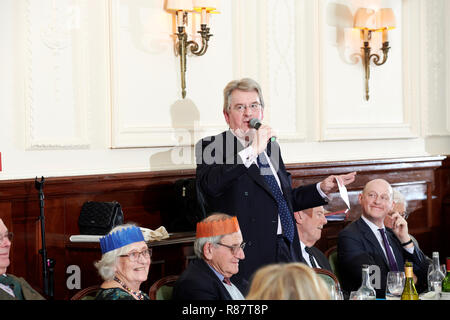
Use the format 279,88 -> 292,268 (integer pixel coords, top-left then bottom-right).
385,271 -> 405,300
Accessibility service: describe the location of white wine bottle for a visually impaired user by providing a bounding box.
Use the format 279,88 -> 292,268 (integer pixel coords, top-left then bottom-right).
401,261 -> 419,300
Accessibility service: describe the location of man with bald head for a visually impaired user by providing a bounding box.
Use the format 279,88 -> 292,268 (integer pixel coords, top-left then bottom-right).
337,179 -> 429,298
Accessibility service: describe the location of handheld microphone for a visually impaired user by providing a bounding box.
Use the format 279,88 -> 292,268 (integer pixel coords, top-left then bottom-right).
249,118 -> 276,142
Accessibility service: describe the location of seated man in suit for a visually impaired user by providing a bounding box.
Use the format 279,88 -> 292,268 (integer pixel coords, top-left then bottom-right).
384,189 -> 431,263
293,206 -> 332,272
0,218 -> 45,300
338,179 -> 429,298
173,213 -> 248,300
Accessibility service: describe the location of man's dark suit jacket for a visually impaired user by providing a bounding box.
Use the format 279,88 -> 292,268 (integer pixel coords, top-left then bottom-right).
195,131 -> 327,282
0,274 -> 45,300
337,217 -> 429,298
172,258 -> 248,300
299,245 -> 333,272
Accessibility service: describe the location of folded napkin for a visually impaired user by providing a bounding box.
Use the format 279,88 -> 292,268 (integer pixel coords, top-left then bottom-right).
140,226 -> 169,242
69,226 -> 169,243
69,235 -> 102,242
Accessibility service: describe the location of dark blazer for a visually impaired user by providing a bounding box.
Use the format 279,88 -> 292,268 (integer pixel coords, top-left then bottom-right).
195,131 -> 327,282
0,274 -> 45,300
299,245 -> 333,273
172,258 -> 248,300
337,217 -> 429,298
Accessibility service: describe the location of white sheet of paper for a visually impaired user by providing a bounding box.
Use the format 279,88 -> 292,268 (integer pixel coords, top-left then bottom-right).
337,177 -> 351,210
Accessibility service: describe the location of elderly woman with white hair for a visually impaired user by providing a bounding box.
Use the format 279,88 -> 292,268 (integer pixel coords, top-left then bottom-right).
94,224 -> 151,300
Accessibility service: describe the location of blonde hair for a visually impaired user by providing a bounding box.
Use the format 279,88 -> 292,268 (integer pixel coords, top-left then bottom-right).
246,263 -> 330,300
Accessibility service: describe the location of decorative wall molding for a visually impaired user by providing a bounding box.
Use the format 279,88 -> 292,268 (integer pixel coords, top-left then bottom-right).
109,0 -> 229,149
422,0 -> 450,137
232,0 -> 306,141
24,0 -> 90,150
446,0 -> 450,133
266,0 -> 306,141
318,0 -> 420,141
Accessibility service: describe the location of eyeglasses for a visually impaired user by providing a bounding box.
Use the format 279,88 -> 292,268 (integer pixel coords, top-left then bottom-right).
232,103 -> 261,113
119,248 -> 152,262
216,242 -> 246,255
0,232 -> 13,243
399,211 -> 410,220
365,192 -> 391,202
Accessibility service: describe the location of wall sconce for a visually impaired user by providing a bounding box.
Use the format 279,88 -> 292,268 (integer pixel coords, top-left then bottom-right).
166,0 -> 219,99
354,8 -> 396,100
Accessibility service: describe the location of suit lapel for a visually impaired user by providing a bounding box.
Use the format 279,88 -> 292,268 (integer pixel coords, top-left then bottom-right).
358,219 -> 390,269
242,137 -> 277,201
310,247 -> 327,269
247,163 -> 276,201
197,259 -> 232,300
230,133 -> 289,205
268,142 -> 295,212
386,229 -> 403,269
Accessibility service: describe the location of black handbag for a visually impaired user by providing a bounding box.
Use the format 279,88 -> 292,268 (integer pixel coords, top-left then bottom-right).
78,201 -> 124,235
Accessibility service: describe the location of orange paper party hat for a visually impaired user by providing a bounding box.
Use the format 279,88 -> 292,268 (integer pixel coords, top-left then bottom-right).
196,216 -> 240,238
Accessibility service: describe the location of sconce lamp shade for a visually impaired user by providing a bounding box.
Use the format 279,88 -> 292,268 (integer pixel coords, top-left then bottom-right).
354,8 -> 377,30
166,0 -> 194,11
376,8 -> 396,30
193,0 -> 220,13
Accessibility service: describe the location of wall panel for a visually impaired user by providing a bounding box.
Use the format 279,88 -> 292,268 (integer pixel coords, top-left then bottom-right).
0,155 -> 446,299
24,0 -> 90,150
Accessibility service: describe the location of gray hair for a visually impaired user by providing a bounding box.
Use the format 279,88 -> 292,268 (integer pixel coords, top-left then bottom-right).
194,234 -> 225,259
223,78 -> 265,113
392,189 -> 407,210
94,223 -> 140,281
194,213 -> 238,259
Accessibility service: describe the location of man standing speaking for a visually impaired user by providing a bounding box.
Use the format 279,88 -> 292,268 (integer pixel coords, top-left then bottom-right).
195,78 -> 356,283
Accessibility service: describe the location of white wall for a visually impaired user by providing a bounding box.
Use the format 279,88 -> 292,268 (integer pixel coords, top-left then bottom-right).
0,0 -> 449,180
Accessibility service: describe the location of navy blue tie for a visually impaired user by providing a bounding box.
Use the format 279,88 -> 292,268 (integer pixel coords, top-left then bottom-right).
257,153 -> 295,243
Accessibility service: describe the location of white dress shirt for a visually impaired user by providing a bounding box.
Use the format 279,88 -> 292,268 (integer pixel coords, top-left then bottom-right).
233,130 -> 328,235
361,215 -> 414,264
0,274 -> 15,297
207,264 -> 245,300
300,241 -> 320,269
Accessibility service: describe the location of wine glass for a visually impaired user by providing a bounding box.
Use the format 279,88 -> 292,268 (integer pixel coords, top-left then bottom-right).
386,271 -> 405,300
349,291 -> 363,300
330,283 -> 344,300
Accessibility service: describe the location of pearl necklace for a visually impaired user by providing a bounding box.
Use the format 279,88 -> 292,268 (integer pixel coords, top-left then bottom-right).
113,276 -> 145,300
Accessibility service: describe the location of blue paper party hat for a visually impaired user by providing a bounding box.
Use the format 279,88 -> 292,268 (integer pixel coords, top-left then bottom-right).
99,225 -> 144,254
